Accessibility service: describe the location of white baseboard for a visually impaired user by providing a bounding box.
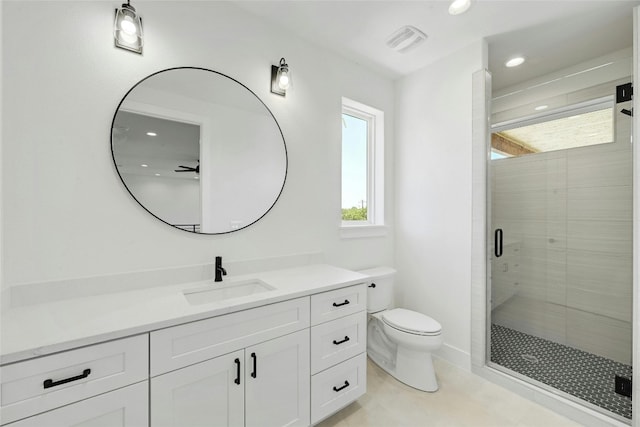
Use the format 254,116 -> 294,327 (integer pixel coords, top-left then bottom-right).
433,343 -> 471,371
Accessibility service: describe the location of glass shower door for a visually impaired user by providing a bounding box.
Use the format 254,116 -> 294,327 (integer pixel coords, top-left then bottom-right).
488,99 -> 633,421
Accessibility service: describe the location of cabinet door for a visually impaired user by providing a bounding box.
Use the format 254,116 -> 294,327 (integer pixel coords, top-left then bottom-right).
151,350 -> 244,427
245,329 -> 310,427
7,381 -> 148,427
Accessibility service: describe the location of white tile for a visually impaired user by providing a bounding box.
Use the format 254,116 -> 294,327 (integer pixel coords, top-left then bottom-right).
566,308 -> 632,364
567,220 -> 632,255
567,145 -> 632,189
565,286 -> 632,323
567,185 -> 632,221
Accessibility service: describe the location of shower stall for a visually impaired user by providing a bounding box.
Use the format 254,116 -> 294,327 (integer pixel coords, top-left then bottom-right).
487,63 -> 634,421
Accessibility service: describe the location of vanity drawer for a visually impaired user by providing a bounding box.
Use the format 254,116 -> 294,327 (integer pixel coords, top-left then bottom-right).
311,352 -> 367,424
0,334 -> 148,425
310,284 -> 366,325
150,296 -> 310,376
311,311 -> 366,374
5,381 -> 148,427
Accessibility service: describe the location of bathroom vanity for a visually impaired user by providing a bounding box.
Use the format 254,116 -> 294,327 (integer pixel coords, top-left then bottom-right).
0,264 -> 368,426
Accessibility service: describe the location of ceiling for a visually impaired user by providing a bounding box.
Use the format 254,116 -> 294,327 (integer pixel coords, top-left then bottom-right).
233,1 -> 639,88
113,111 -> 201,180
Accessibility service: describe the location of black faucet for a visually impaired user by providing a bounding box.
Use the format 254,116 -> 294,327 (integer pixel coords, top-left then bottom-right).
215,256 -> 227,282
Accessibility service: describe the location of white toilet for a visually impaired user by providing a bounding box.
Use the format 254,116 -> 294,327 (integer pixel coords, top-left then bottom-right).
360,267 -> 443,392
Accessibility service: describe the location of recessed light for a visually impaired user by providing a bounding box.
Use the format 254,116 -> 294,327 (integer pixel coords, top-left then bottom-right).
505,57 -> 525,68
154,173 -> 161,176
146,132 -> 157,136
448,0 -> 471,15
534,105 -> 548,111
141,164 -> 148,167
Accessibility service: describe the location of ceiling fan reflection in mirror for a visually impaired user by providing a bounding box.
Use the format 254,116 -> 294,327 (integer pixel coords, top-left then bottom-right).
174,161 -> 199,174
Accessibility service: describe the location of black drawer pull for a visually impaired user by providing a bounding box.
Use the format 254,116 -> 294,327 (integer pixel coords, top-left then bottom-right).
43,369 -> 91,389
251,352 -> 257,378
333,336 -> 350,345
333,380 -> 350,392
368,283 -> 376,288
332,300 -> 350,307
234,358 -> 241,385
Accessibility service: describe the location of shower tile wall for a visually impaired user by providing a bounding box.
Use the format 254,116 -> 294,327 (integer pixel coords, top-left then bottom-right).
491,112 -> 633,364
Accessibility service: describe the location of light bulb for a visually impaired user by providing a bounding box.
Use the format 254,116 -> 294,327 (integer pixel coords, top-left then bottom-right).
278,72 -> 290,90
120,16 -> 137,35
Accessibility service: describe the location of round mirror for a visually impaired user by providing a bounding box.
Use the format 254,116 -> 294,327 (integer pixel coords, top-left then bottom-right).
111,67 -> 287,234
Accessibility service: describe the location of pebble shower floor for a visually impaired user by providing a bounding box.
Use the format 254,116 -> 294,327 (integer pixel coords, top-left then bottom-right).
490,324 -> 632,420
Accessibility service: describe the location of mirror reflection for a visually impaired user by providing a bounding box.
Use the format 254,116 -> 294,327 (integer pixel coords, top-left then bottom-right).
111,68 -> 287,234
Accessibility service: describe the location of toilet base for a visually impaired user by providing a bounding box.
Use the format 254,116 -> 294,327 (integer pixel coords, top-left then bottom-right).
368,347 -> 439,392
396,346 -> 438,391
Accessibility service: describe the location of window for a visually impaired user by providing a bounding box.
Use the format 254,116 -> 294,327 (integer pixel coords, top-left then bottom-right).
341,97 -> 385,238
491,97 -> 614,158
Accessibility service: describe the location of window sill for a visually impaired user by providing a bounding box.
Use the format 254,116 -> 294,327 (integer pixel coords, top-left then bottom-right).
339,224 -> 388,239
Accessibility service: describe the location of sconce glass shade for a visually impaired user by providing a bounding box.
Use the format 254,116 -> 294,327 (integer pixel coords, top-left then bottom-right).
114,2 -> 143,54
271,58 -> 291,96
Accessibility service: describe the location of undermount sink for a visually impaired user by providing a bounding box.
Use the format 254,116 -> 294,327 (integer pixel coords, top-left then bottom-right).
183,279 -> 275,305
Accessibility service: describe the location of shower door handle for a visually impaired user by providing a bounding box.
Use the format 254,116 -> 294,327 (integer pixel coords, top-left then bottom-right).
494,229 -> 503,258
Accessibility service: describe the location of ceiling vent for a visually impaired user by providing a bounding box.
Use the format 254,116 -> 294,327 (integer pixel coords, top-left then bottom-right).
386,25 -> 427,53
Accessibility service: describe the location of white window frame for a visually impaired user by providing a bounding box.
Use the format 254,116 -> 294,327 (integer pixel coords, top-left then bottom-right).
491,96 -> 614,133
340,97 -> 386,239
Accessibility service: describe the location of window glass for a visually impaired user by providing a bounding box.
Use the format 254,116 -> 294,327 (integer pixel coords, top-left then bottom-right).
492,107 -> 613,158
341,113 -> 368,221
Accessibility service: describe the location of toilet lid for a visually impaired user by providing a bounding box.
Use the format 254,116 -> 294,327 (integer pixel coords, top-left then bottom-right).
382,308 -> 442,335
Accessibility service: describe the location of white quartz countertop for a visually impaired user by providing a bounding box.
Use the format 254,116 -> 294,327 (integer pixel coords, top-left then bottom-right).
1,264 -> 368,365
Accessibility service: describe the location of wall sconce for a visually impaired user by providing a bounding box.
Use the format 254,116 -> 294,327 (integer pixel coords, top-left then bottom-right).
114,1 -> 144,54
271,58 -> 291,96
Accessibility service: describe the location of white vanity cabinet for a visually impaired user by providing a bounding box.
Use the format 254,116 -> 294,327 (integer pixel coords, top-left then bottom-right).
7,382 -> 149,427
309,284 -> 367,424
150,297 -> 311,427
151,330 -> 310,427
1,269 -> 368,427
0,334 -> 149,426
245,329 -> 310,427
151,350 -> 245,427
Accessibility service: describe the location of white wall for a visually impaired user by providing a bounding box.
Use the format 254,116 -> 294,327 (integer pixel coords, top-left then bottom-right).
124,175 -> 200,227
1,1 -> 395,293
395,41 -> 487,366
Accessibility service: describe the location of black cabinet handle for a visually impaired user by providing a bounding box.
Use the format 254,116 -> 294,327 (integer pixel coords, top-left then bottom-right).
333,380 -> 350,392
43,369 -> 91,389
494,228 -> 503,258
333,336 -> 350,345
332,300 -> 350,307
368,283 -> 376,288
251,352 -> 257,378
234,358 -> 241,385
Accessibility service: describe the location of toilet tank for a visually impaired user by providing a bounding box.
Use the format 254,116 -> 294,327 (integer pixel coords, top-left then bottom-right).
358,267 -> 396,313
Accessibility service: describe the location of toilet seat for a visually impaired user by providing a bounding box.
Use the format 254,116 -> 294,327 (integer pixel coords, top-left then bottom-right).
382,308 -> 442,336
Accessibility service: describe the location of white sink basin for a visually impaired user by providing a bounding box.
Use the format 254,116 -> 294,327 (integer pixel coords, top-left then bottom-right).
183,279 -> 275,305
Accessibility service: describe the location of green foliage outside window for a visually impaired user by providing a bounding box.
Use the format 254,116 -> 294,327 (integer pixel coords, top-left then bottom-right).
342,207 -> 367,221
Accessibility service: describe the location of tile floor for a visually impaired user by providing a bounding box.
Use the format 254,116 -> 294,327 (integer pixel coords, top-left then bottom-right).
317,357 -> 583,427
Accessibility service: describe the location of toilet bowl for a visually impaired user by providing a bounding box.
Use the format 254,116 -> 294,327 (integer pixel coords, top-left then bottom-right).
360,267 -> 443,392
